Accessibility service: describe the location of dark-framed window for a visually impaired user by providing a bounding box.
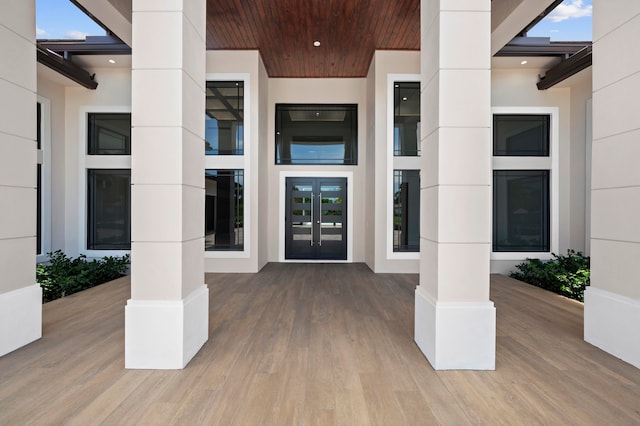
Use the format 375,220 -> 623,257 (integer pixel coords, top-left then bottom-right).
394,82 -> 420,156
393,170 -> 420,252
87,169 -> 131,250
88,113 -> 131,155
37,164 -> 42,255
493,114 -> 550,156
275,104 -> 357,165
36,102 -> 42,254
206,81 -> 244,155
205,169 -> 244,251
493,170 -> 550,252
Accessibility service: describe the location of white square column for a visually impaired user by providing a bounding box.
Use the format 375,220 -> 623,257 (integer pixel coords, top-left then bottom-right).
126,0 -> 208,369
415,0 -> 495,370
0,1 -> 42,357
585,1 -> 640,369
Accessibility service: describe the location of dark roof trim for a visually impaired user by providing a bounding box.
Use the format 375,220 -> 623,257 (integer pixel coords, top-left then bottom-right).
518,0 -> 565,37
37,46 -> 98,90
495,37 -> 590,58
37,36 -> 131,56
537,45 -> 592,90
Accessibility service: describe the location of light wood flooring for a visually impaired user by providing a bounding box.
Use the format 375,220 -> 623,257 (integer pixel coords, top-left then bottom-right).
1,263 -> 639,425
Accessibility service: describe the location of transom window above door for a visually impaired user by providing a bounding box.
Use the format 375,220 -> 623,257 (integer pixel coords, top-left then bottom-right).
275,104 -> 357,165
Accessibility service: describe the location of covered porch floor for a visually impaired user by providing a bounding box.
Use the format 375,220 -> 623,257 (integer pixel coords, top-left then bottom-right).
1,263 -> 639,424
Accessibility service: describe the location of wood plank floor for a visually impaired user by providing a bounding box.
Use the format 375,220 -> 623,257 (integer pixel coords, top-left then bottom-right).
1,263 -> 639,425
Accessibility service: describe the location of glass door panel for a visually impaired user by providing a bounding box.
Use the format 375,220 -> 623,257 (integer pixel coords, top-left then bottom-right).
285,177 -> 347,260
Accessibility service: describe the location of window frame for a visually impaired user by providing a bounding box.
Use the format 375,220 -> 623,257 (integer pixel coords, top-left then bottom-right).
86,168 -> 132,250
204,169 -> 245,252
205,80 -> 245,156
491,107 -> 559,261
79,106 -> 131,258
36,96 -> 52,263
205,73 -> 250,258
392,169 -> 421,253
274,103 -> 358,166
387,74 -> 421,260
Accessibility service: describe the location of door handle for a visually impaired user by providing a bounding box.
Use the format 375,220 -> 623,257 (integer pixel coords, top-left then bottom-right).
310,193 -> 314,246
318,192 -> 322,246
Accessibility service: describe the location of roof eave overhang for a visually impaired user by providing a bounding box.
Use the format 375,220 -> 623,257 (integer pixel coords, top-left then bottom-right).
36,46 -> 98,90
536,45 -> 593,90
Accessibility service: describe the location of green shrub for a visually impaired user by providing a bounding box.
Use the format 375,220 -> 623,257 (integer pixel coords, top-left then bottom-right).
510,250 -> 590,302
37,250 -> 130,303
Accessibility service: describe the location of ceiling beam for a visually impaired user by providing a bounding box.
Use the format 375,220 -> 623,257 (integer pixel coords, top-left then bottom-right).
208,86 -> 243,122
36,46 -> 98,90
537,46 -> 592,90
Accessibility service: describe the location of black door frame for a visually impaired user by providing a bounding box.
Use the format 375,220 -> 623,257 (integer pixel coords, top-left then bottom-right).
284,176 -> 348,261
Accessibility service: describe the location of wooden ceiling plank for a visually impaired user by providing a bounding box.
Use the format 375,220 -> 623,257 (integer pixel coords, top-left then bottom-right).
206,0 -> 420,78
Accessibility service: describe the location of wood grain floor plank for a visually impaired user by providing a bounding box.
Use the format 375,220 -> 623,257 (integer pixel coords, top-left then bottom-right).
1,266 -> 640,425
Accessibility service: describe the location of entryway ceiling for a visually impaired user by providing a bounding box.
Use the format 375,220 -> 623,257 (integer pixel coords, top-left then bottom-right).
206,0 -> 420,78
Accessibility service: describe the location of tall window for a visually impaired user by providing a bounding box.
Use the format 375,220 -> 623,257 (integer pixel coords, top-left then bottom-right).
493,113 -> 553,253
206,81 -> 244,155
87,112 -> 131,250
36,102 -> 42,255
205,170 -> 244,251
275,104 -> 357,165
205,77 -> 248,256
87,169 -> 131,250
389,77 -> 421,257
393,170 -> 420,252
394,82 -> 420,156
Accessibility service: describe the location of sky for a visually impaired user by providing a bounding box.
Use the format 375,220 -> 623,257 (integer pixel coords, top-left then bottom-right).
36,0 -> 105,40
528,0 -> 593,41
36,0 -> 592,42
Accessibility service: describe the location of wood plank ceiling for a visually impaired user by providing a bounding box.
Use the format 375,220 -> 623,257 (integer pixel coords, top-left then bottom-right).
206,0 -> 420,78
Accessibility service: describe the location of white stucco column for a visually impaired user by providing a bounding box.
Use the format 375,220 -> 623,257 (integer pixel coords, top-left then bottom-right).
126,0 -> 208,369
415,0 -> 495,370
0,1 -> 41,357
585,1 -> 640,369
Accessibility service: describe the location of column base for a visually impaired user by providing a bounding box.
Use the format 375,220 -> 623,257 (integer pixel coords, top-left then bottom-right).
584,287 -> 640,369
125,284 -> 209,369
0,284 -> 42,357
414,286 -> 495,370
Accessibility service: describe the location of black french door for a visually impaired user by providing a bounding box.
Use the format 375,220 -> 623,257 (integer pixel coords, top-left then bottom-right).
285,177 -> 347,260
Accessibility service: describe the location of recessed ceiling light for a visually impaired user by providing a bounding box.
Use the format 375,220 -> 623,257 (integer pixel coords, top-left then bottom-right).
313,40 -> 321,47
520,60 -> 528,65
402,97 -> 408,101
108,59 -> 116,64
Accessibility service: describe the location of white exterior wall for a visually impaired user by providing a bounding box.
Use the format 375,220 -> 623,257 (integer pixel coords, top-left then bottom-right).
36,70 -> 67,255
267,78 -> 367,263
568,69 -> 593,255
491,67 -> 591,274
63,68 -> 132,258
258,56 -> 270,270
205,50 -> 266,272
585,1 -> 640,369
369,51 -> 421,273
415,0 -> 495,370
0,0 -> 41,357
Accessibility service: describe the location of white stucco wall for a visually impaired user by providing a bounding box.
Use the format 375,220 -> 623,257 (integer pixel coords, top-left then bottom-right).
585,2 -> 640,369
491,66 -> 591,274
368,51 -> 420,273
267,78 -> 367,263
258,55 -> 270,271
205,50 -> 264,272
63,67 -> 132,258
36,68 -> 67,256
